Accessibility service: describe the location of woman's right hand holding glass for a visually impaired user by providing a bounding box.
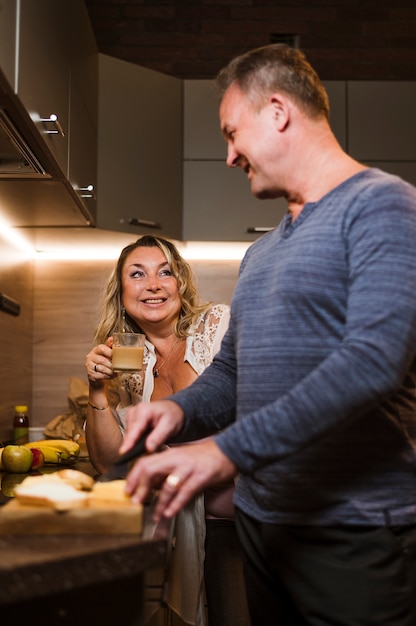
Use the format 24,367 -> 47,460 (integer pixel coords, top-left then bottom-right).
85,339 -> 115,383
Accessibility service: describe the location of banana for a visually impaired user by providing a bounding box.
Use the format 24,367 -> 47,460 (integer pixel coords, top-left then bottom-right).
39,446 -> 72,465
25,439 -> 80,455
23,439 -> 80,464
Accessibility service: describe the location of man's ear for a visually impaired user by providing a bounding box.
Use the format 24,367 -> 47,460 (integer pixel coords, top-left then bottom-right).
270,94 -> 290,131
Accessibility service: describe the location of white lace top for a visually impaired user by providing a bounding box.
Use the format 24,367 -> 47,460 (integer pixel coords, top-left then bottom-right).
112,303 -> 230,431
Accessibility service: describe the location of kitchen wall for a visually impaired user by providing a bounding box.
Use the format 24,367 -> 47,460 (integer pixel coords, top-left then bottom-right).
0,234 -> 34,441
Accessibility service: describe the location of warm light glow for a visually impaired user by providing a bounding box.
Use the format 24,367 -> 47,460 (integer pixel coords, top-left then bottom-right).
179,241 -> 251,260
0,217 -> 37,258
35,247 -> 127,261
34,241 -> 252,261
0,219 -> 252,261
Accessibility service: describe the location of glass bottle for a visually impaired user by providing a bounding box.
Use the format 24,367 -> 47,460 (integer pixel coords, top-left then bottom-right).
13,405 -> 29,444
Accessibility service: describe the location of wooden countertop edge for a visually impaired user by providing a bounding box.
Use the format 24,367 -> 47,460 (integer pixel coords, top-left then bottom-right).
0,508 -> 173,606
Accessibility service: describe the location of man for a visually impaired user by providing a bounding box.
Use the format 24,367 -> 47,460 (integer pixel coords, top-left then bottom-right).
121,44 -> 416,625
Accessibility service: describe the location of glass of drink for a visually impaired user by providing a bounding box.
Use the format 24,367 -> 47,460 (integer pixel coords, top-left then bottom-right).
112,332 -> 145,373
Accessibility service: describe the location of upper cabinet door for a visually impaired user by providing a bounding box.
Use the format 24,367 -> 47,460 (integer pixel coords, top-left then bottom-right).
183,80 -> 285,241
68,77 -> 97,223
184,79 -> 224,160
66,0 -> 98,221
0,0 -> 17,89
96,54 -> 182,239
323,81 -> 347,150
348,81 -> 416,160
183,160 -> 287,242
17,0 -> 70,176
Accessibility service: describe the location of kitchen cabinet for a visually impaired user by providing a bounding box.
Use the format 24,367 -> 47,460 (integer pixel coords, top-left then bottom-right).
67,0 -> 98,220
183,79 -> 223,160
0,177 -> 95,228
17,0 -> 71,176
68,76 -> 98,222
0,59 -> 94,228
0,0 -> 98,226
347,81 -> 416,188
324,81 -> 347,150
183,79 -> 285,241
183,160 -> 287,241
0,0 -> 17,89
96,54 -> 182,240
347,81 -> 416,160
182,80 -> 347,241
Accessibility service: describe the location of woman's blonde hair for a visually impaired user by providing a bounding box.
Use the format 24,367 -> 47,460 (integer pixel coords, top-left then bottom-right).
94,235 -> 210,344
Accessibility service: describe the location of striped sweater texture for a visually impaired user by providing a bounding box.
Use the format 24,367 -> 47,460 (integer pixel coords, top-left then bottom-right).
174,168 -> 416,525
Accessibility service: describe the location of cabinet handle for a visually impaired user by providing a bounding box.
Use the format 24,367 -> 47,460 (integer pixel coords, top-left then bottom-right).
129,218 -> 162,229
40,114 -> 65,137
79,184 -> 95,199
246,226 -> 275,233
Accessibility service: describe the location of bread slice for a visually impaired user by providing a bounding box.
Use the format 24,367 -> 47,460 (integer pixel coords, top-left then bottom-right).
13,474 -> 137,512
56,468 -> 94,491
14,476 -> 89,511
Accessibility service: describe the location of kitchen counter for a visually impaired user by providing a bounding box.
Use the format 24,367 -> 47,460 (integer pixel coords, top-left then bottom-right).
0,459 -> 173,625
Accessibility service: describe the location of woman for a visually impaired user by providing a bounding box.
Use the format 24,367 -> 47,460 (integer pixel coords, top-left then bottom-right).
84,235 -> 250,626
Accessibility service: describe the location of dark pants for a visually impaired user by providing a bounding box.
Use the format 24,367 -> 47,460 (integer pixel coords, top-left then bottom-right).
235,508 -> 416,626
204,519 -> 252,626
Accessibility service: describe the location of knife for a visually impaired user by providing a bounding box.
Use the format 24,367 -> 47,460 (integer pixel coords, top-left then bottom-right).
97,427 -> 152,482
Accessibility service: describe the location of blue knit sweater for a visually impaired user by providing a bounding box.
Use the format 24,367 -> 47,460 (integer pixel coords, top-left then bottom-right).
173,169 -> 416,525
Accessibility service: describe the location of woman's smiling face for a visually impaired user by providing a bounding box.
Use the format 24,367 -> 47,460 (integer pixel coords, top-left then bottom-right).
121,245 -> 182,331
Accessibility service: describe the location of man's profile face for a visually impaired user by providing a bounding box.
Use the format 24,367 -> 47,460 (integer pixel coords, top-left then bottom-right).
219,83 -> 287,201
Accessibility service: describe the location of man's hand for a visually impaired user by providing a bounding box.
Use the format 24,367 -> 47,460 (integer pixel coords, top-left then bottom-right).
121,399 -> 185,454
125,438 -> 237,522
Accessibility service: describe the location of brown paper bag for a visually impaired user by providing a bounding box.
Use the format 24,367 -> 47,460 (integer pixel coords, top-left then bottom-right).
44,377 -> 89,439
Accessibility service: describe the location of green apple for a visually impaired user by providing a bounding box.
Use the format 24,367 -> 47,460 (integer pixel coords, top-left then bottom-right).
2,445 -> 33,473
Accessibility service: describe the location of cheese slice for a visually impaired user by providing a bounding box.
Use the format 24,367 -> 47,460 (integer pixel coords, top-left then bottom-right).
89,479 -> 133,506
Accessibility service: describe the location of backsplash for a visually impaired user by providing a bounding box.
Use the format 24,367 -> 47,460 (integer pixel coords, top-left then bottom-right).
0,233 -> 34,441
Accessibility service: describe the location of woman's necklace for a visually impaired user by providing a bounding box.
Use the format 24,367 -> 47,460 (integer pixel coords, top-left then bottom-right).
153,338 -> 180,378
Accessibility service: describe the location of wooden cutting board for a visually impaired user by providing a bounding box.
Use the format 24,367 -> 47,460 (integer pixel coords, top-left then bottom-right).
0,498 -> 143,534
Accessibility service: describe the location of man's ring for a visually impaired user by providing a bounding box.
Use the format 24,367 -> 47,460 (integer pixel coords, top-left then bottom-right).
94,364 -> 98,372
166,474 -> 181,489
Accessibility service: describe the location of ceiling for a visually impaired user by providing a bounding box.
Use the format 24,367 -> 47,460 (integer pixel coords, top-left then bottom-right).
84,0 -> 416,81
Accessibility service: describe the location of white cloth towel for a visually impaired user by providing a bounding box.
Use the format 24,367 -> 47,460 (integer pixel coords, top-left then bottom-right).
167,494 -> 207,626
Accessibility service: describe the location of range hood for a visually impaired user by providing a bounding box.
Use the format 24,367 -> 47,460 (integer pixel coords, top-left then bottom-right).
0,72 -> 94,229
0,107 -> 49,177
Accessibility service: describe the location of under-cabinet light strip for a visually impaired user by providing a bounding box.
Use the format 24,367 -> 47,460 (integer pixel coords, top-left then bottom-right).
34,241 -> 251,261
1,221 -> 251,261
